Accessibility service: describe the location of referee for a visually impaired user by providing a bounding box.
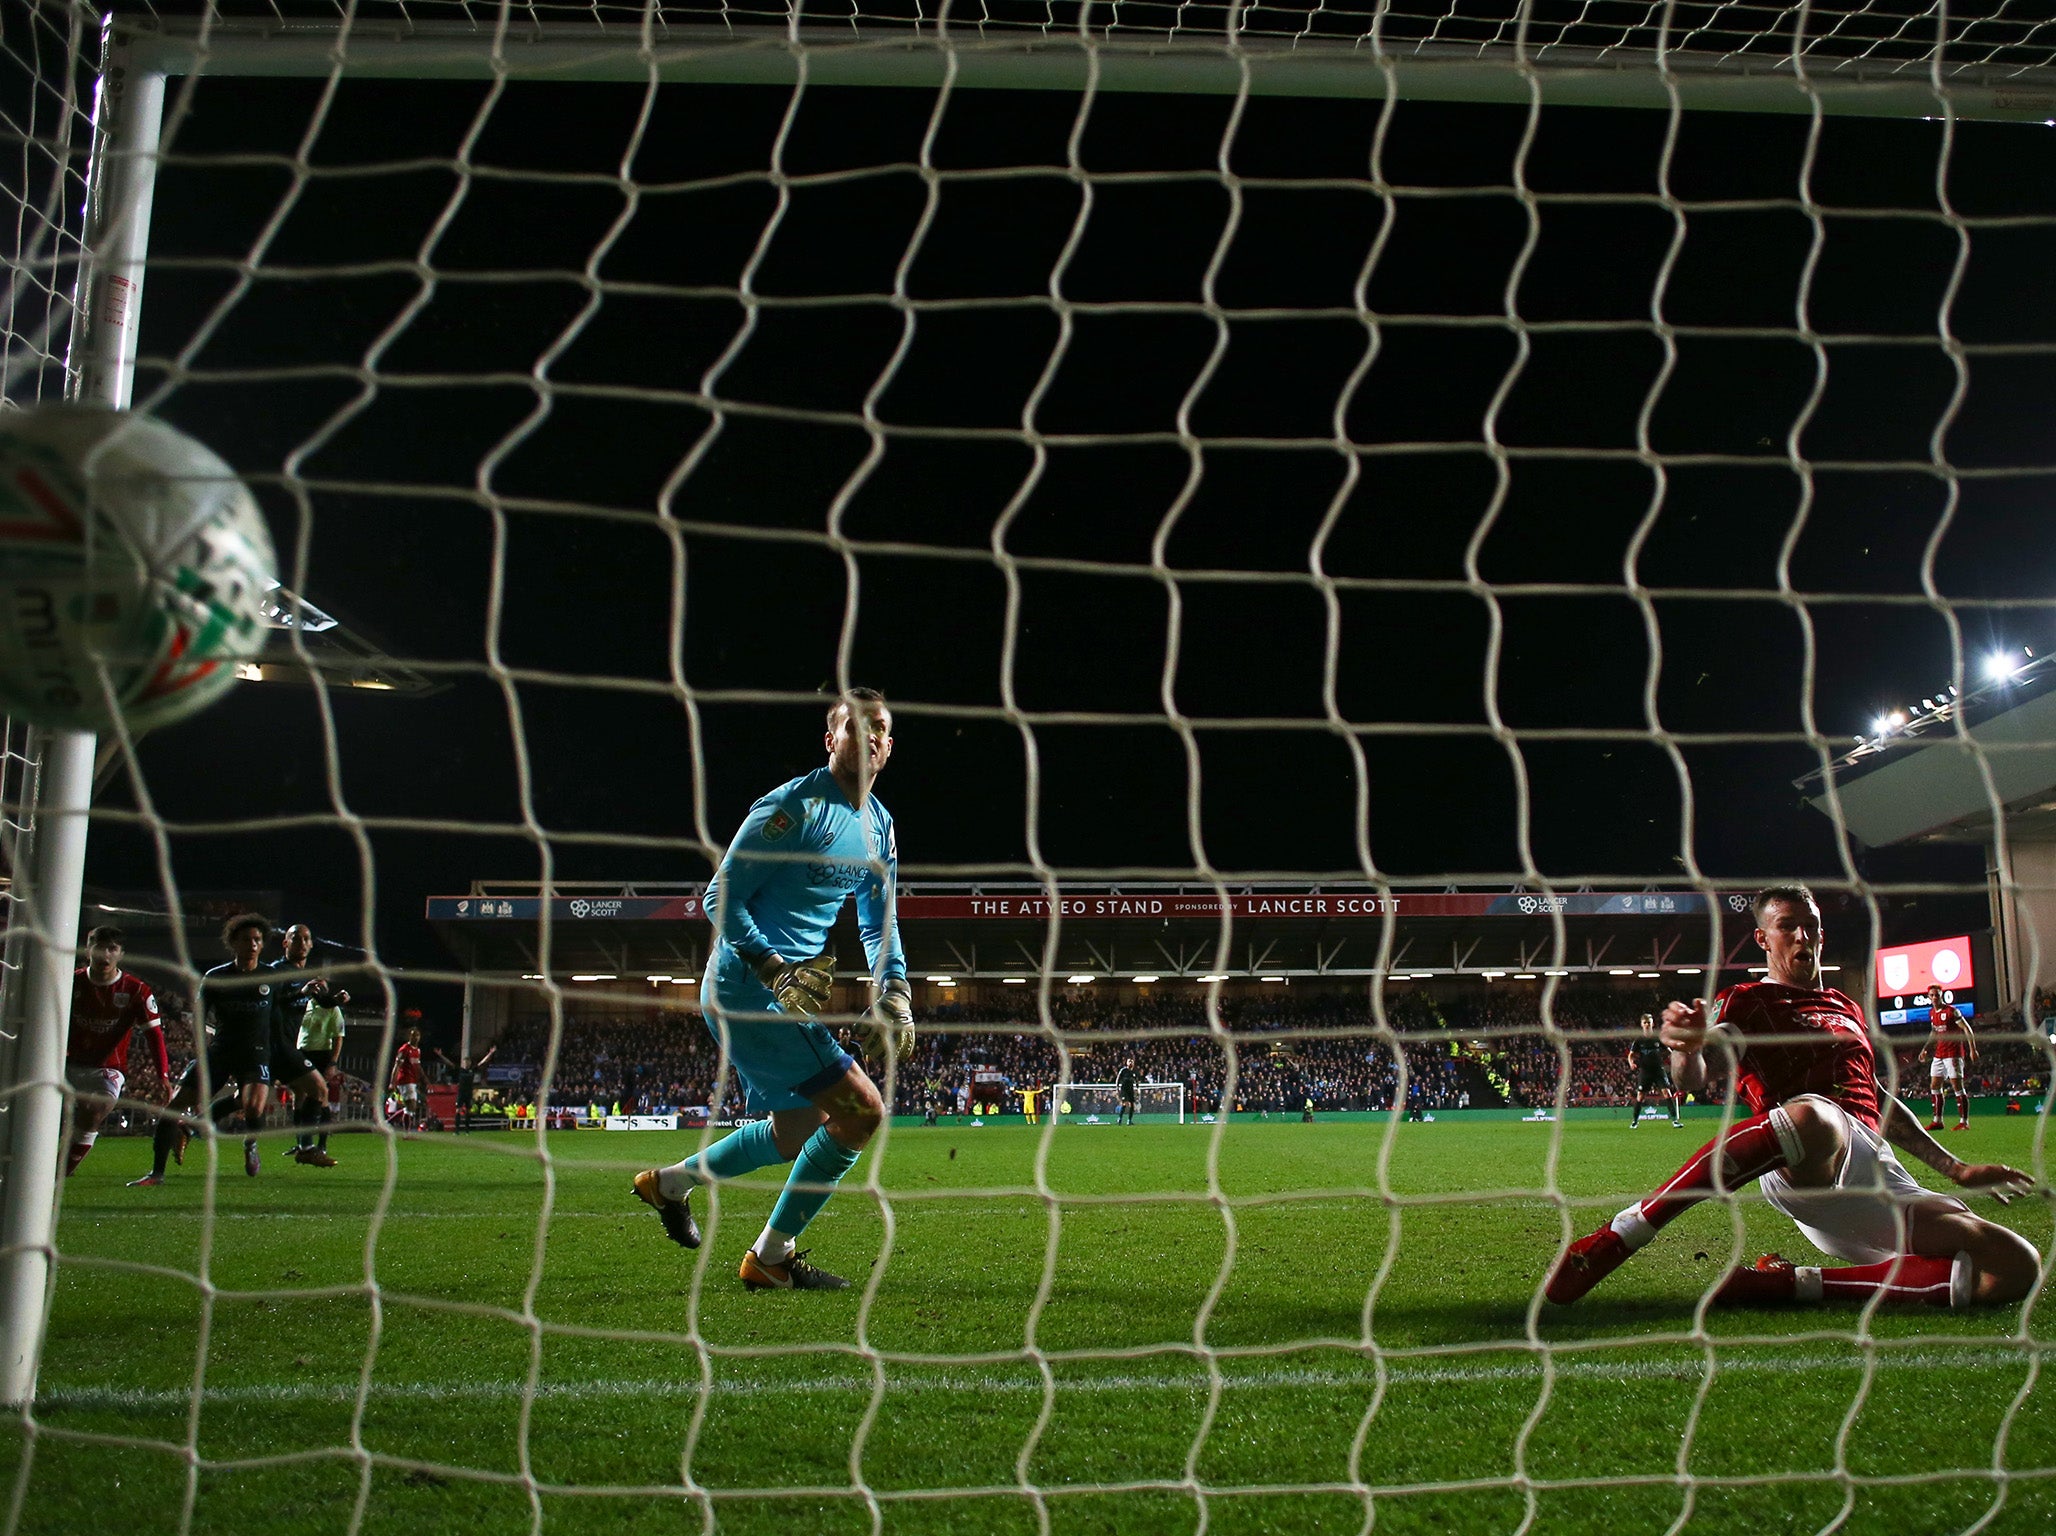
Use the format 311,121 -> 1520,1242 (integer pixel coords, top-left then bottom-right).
271,923 -> 344,1167
435,1045 -> 498,1133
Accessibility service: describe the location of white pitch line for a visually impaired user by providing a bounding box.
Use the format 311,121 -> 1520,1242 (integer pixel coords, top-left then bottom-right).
33,1345 -> 2042,1415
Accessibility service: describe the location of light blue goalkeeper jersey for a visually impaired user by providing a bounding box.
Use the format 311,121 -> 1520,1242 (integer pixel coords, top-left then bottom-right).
704,766 -> 907,986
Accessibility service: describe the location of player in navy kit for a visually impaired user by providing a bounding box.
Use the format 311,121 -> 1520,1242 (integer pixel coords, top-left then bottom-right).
134,913 -> 286,1185
632,688 -> 913,1292
1546,886 -> 2039,1309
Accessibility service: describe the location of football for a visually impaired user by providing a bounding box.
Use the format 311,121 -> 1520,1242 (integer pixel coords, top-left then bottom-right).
0,405 -> 275,732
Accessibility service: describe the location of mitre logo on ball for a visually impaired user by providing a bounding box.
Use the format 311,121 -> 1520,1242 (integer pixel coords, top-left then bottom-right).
0,404 -> 276,733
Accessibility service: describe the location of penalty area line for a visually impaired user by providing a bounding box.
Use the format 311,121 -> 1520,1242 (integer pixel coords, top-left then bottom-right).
33,1343 -> 2041,1414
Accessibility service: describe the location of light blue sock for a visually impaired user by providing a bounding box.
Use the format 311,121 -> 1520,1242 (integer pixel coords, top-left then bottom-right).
764,1126 -> 862,1242
657,1118 -> 782,1198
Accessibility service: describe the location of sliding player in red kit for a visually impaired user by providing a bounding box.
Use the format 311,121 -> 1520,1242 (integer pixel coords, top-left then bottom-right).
66,925 -> 169,1176
1546,885 -> 2040,1310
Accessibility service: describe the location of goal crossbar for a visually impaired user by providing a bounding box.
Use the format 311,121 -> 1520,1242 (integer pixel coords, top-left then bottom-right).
118,19 -> 2056,122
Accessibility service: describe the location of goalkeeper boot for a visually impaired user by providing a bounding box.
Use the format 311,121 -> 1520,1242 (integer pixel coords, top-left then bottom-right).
243,1140 -> 260,1178
631,1169 -> 701,1249
126,1172 -> 163,1188
296,1147 -> 339,1168
1544,1224 -> 1632,1305
1712,1254 -> 1799,1307
740,1247 -> 849,1292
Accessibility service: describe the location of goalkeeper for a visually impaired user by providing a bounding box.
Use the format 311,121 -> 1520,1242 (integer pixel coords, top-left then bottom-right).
634,688 -> 912,1293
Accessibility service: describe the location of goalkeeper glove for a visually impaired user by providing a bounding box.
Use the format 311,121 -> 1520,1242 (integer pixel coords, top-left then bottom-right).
867,978 -> 916,1065
754,950 -> 835,1018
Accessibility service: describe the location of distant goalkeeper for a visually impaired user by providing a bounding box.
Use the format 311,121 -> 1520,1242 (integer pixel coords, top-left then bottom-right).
633,688 -> 912,1293
1626,1013 -> 1681,1129
1115,1059 -> 1139,1126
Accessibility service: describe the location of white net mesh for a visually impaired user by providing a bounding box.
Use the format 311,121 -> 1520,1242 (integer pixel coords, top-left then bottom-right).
5,0 -> 2056,1531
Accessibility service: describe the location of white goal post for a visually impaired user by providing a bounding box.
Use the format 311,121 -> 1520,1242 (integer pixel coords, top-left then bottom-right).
1062,1081 -> 1187,1124
105,15 -> 2056,125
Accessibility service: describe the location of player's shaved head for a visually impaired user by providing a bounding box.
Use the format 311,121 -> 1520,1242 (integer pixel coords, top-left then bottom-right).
1752,883 -> 1817,926
826,686 -> 888,731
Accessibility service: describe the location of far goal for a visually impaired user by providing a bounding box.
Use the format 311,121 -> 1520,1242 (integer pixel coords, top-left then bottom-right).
1062,1082 -> 1187,1125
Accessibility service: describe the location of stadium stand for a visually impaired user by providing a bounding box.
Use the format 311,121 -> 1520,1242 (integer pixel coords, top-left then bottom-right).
472,990 -> 2056,1118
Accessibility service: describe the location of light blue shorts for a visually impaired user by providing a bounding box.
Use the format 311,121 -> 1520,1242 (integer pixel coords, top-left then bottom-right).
702,954 -> 855,1115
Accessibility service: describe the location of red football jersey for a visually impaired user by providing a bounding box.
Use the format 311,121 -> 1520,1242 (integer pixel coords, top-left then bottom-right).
1929,1004 -> 1970,1060
67,967 -> 165,1074
1708,980 -> 1881,1129
392,1041 -> 422,1085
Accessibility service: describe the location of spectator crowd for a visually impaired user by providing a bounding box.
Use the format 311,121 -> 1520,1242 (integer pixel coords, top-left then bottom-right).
473,988 -> 2053,1120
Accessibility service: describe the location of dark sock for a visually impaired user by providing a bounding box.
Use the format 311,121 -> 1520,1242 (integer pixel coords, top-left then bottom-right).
151,1119 -> 178,1177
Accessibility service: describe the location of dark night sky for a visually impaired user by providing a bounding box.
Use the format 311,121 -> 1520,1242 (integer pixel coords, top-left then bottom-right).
83,68 -> 2056,1000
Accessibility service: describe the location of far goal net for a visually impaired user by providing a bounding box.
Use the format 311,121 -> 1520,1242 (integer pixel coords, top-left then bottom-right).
1062,1082 -> 1187,1125
3,1 -> 2055,1532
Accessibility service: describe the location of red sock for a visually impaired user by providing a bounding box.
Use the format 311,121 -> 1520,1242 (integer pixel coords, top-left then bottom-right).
1638,1115 -> 1789,1230
1819,1255 -> 1957,1306
1956,1095 -> 1969,1123
1931,1095 -> 1944,1122
63,1141 -> 91,1176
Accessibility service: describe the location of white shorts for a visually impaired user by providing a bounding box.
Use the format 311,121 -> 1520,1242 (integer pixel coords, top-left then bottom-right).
1759,1097 -> 1965,1265
65,1065 -> 123,1104
1929,1058 -> 1962,1084
395,1082 -> 420,1105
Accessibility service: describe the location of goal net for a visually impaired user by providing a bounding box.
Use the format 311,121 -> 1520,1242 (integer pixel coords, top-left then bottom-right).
5,0 -> 2056,1530
1062,1082 -> 1186,1124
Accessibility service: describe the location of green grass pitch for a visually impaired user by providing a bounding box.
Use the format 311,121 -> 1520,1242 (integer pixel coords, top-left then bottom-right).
15,1114 -> 2056,1535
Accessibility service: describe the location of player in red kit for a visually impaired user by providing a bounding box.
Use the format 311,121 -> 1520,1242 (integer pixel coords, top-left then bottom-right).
1546,885 -> 2039,1310
66,925 -> 168,1176
390,1026 -> 423,1132
1917,985 -> 1976,1132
